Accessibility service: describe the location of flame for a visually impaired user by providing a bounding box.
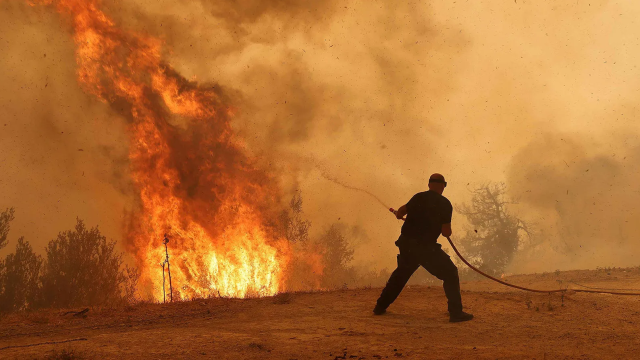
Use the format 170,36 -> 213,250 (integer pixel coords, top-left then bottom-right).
31,0 -> 293,299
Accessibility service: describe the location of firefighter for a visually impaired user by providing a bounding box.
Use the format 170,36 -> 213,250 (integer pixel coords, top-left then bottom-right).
373,173 -> 473,323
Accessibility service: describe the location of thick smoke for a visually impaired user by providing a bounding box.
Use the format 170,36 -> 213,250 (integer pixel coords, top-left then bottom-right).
506,132 -> 640,272
2,0 -> 640,276
0,2 -> 131,254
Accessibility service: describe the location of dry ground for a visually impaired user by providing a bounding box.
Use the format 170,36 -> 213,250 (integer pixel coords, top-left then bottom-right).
2,267 -> 640,360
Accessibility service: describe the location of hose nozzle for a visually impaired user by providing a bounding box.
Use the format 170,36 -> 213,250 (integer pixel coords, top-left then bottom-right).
389,208 -> 406,221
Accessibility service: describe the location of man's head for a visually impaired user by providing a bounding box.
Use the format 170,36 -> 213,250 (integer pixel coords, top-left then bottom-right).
428,173 -> 447,194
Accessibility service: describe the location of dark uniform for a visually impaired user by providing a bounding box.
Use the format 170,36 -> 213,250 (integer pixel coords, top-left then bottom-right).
375,190 -> 463,315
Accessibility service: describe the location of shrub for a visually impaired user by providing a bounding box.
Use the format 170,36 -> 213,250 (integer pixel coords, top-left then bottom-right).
457,182 -> 532,275
0,237 -> 43,312
317,223 -> 356,288
39,219 -> 133,308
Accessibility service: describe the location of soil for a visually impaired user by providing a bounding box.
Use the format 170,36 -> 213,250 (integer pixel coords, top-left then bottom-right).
2,267 -> 640,360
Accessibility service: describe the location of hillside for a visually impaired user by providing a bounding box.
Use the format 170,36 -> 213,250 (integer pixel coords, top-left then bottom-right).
2,267 -> 640,359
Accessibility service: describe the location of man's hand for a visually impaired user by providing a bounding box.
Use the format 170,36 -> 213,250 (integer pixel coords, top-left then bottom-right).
441,223 -> 452,237
395,204 -> 408,220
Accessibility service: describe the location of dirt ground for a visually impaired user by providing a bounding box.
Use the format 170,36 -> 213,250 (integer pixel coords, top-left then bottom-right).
2,267 -> 640,360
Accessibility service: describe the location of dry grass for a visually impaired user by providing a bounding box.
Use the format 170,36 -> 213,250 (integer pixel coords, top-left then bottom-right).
26,313 -> 51,325
2,267 -> 640,359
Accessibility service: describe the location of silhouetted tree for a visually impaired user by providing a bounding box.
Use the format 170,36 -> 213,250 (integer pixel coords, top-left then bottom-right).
40,219 -> 130,308
280,192 -> 321,291
280,191 -> 311,243
318,224 -> 355,288
457,183 -> 531,275
0,238 -> 43,313
0,208 -> 15,250
278,192 -> 362,290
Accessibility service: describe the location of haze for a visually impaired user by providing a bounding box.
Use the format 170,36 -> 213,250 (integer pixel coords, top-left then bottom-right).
1,0 -> 638,276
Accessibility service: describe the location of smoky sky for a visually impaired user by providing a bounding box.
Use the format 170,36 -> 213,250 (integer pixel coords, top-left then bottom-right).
0,2 -> 132,256
2,0 -> 640,274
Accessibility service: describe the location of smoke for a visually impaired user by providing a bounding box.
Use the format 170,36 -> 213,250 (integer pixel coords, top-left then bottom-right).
0,2 -> 132,255
92,0 -> 465,271
3,0 -> 640,277
506,132 -> 640,272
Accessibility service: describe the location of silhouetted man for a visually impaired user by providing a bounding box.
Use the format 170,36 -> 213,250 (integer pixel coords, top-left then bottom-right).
373,173 -> 473,323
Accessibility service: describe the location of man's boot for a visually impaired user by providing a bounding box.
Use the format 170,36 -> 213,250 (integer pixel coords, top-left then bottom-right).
449,311 -> 473,323
373,304 -> 387,315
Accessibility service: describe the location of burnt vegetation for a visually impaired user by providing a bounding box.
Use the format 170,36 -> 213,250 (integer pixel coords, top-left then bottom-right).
0,208 -> 138,314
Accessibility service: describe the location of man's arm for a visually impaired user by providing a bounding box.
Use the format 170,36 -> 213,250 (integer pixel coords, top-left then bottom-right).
395,204 -> 408,219
441,199 -> 453,237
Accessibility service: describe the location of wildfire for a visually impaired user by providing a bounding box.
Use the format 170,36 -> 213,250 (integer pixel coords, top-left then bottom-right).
31,0 -> 292,299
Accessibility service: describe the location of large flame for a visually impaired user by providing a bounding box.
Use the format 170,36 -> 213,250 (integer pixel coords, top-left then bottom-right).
31,0 -> 292,299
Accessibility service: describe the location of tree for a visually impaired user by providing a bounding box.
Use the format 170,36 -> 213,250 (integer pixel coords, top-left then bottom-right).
280,191 -> 311,243
317,224 -> 355,288
457,183 -> 531,275
280,192 -> 320,291
278,192 -> 357,290
0,238 -> 43,313
40,219 -> 130,308
0,208 -> 16,250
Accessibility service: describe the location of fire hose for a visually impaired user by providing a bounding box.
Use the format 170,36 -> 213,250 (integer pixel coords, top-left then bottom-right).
388,208 -> 640,296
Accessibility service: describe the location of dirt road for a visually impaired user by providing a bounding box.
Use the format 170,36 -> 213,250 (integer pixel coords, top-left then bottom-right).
2,268 -> 640,359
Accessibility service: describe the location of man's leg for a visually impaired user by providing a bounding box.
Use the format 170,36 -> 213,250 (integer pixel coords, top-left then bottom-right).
374,251 -> 419,314
420,247 -> 463,315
